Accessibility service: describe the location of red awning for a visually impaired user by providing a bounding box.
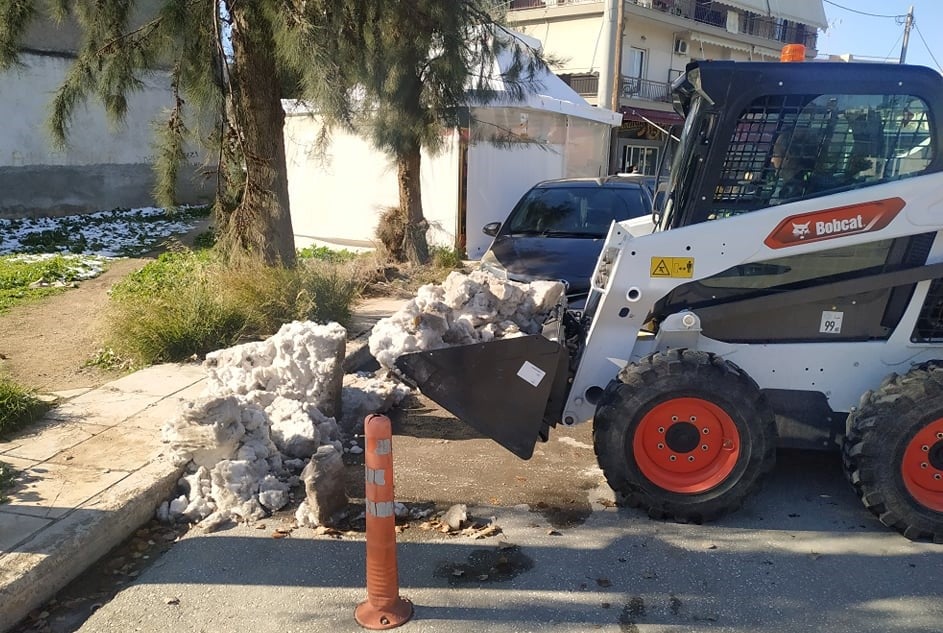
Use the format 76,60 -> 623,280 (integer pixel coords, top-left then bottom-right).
621,106 -> 683,127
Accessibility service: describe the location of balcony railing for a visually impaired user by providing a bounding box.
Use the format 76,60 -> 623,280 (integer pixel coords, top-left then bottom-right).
560,73 -> 672,103
508,0 -> 819,50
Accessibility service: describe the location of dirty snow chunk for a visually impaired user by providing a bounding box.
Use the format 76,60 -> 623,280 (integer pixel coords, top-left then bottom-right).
258,475 -> 291,511
295,445 -> 348,527
161,396 -> 247,468
203,321 -> 347,417
267,395 -> 321,458
340,371 -> 412,429
210,459 -> 269,522
442,503 -> 468,531
368,270 -> 565,372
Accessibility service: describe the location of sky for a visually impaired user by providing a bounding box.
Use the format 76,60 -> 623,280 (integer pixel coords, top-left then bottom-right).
817,0 -> 943,71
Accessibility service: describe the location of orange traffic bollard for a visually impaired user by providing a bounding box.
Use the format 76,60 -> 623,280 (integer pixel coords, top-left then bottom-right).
354,414 -> 413,630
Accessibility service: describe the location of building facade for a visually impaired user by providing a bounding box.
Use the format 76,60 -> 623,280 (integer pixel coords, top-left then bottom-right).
507,0 -> 828,174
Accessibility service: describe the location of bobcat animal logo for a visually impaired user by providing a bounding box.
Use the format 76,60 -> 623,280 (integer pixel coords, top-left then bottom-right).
792,221 -> 811,239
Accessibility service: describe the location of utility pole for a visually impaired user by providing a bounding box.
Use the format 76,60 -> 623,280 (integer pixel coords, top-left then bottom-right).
597,0 -> 619,112
899,5 -> 914,64
609,0 -> 625,174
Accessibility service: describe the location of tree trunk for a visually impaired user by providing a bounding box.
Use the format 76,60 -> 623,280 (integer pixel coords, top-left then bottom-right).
397,146 -> 429,265
225,4 -> 296,267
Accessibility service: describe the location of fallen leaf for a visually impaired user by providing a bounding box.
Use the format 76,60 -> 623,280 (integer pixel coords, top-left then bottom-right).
547,529 -> 562,536
478,574 -> 489,581
272,531 -> 289,539
164,597 -> 180,606
255,524 -> 266,530
452,569 -> 465,577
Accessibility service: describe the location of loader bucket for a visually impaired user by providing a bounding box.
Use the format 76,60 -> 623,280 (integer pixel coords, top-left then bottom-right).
395,334 -> 570,459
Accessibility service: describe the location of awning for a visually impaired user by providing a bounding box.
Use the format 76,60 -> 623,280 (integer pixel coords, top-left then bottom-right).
714,0 -> 828,30
689,31 -> 753,54
621,107 -> 683,127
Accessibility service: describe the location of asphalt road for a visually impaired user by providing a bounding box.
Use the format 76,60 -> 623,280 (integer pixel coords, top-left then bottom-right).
71,399 -> 943,633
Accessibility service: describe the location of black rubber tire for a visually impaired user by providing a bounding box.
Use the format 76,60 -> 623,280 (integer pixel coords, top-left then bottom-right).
593,348 -> 777,523
843,362 -> 943,543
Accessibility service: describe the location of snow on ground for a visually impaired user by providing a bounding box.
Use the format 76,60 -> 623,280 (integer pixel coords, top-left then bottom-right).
159,270 -> 565,529
0,206 -> 207,258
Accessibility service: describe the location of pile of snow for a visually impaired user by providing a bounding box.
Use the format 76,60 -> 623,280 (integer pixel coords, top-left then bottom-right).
158,270 -> 565,529
369,270 -> 565,372
160,322 -> 364,529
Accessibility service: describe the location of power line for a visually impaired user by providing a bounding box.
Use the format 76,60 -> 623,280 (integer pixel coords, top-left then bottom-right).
913,22 -> 943,72
822,0 -> 906,19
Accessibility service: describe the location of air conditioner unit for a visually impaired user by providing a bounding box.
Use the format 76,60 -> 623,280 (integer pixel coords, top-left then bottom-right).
674,38 -> 689,55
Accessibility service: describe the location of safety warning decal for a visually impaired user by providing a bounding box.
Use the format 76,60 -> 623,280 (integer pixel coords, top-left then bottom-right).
650,257 -> 694,278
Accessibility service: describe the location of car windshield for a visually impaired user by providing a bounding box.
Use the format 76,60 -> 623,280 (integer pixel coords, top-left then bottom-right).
505,186 -> 649,237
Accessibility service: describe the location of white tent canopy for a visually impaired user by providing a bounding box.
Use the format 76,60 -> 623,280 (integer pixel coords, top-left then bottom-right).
474,30 -> 623,127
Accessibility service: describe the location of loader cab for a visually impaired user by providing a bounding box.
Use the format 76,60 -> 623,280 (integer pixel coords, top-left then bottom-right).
660,61 -> 943,231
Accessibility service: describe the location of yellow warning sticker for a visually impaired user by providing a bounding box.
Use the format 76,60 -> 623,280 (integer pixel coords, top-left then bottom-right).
650,257 -> 694,278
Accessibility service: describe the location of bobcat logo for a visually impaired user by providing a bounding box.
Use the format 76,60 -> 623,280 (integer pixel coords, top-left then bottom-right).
792,221 -> 811,239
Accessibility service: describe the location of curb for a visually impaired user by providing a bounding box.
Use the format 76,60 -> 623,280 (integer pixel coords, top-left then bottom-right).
0,459 -> 184,633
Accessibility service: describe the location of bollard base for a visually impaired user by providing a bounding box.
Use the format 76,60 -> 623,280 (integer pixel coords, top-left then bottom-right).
355,597 -> 414,630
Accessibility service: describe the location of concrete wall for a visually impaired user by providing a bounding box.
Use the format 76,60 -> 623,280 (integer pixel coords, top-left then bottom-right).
0,52 -> 210,218
285,106 -> 612,259
283,113 -> 461,251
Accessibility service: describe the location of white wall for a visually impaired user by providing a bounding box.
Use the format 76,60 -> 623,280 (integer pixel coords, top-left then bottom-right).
285,107 -> 613,259
518,15 -> 607,74
283,113 -> 460,251
2,54 -> 178,167
465,143 -> 566,259
0,52 -> 208,217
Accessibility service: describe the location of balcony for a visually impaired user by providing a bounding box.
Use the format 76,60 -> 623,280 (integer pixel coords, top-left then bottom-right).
560,73 -> 672,103
508,0 -> 819,50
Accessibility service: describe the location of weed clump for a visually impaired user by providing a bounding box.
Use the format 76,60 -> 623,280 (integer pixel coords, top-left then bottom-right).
0,377 -> 48,437
103,250 -> 368,366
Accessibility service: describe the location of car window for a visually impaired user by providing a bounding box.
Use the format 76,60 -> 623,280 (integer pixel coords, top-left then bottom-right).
506,186 -> 650,236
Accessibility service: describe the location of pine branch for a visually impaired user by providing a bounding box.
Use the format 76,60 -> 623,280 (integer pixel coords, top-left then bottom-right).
0,0 -> 38,69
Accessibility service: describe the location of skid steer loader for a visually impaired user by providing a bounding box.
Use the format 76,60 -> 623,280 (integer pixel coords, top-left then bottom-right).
397,60 -> 943,542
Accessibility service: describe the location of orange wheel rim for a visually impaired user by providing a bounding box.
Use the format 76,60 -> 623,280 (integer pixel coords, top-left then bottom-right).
901,418 -> 943,512
632,397 -> 740,494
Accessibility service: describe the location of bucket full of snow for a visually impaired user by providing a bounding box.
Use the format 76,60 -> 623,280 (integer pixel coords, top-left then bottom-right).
373,270 -> 571,459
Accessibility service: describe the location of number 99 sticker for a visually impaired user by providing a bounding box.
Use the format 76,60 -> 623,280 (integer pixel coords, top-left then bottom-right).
820,310 -> 844,334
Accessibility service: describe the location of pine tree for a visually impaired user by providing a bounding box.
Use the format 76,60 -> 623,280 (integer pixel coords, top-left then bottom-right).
0,1 -> 546,267
327,3 -> 548,264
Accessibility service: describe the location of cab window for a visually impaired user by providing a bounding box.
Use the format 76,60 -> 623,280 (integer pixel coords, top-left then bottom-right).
711,94 -> 934,218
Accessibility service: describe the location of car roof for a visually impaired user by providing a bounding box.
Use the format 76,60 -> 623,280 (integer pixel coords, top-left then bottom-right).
532,176 -> 647,189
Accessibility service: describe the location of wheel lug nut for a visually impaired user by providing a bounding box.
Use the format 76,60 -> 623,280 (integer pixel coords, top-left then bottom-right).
669,455 -> 677,462
922,463 -> 929,469
671,416 -> 679,422
658,427 -> 665,434
702,428 -> 709,434
688,456 -> 695,462
923,445 -> 930,452
937,432 -> 943,439
701,444 -> 709,451
689,416 -> 697,422
935,474 -> 942,480
657,443 -> 665,450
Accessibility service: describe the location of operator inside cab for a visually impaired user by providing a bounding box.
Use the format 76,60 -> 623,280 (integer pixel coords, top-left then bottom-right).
769,127 -> 822,203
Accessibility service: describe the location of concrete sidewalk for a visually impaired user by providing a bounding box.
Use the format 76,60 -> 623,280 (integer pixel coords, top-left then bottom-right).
0,297 -> 406,633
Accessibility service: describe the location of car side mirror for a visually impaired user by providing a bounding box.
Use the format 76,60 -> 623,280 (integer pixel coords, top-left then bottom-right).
482,221 -> 502,237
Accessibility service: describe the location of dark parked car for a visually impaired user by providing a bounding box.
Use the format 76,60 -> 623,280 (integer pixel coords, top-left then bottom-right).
479,176 -> 653,307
